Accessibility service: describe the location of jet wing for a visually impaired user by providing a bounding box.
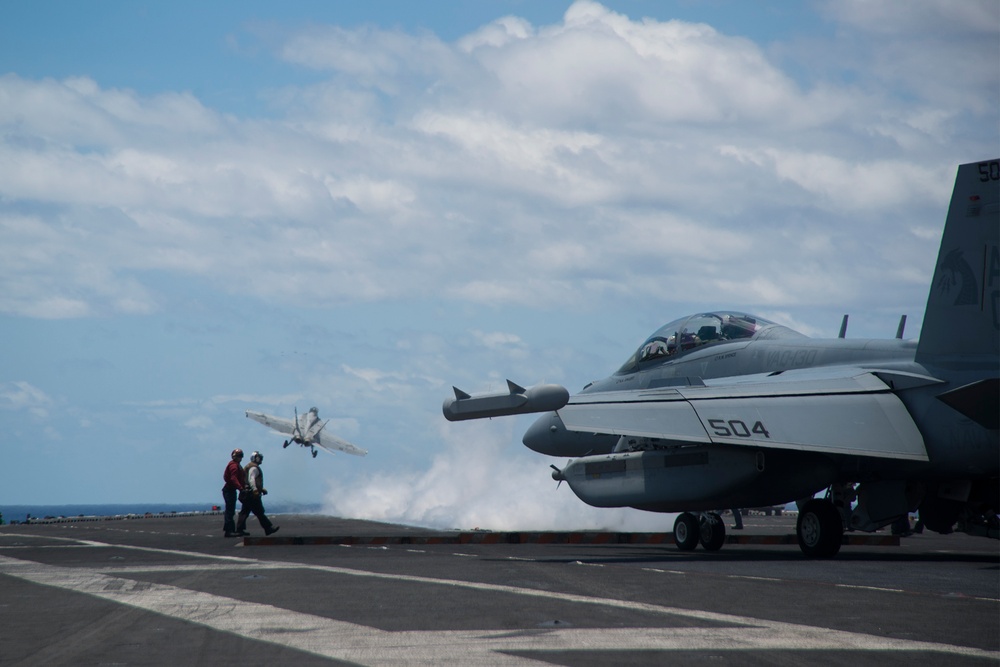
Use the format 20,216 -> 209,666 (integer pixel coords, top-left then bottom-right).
314,433 -> 368,457
559,368 -> 930,461
245,410 -> 296,436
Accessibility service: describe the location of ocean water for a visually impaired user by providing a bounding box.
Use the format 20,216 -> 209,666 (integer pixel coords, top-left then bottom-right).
0,502 -> 322,524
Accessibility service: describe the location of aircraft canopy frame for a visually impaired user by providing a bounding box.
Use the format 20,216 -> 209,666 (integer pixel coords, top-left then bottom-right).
617,311 -> 802,374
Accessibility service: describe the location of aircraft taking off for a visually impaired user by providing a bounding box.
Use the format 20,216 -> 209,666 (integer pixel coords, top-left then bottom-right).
444,159 -> 999,558
246,407 -> 368,459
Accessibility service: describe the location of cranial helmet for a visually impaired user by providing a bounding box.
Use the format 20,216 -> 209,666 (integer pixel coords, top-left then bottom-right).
250,451 -> 263,464
231,448 -> 244,460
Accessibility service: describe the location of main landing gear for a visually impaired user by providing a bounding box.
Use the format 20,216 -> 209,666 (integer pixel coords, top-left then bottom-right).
673,499 -> 845,558
673,512 -> 726,552
795,498 -> 844,558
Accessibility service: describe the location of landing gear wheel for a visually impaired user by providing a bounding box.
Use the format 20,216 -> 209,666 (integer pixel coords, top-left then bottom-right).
797,499 -> 843,558
699,512 -> 726,551
674,512 -> 700,551
312,449 -> 318,458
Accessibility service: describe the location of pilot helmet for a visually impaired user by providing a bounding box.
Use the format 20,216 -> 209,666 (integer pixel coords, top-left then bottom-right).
231,448 -> 244,460
250,451 -> 263,464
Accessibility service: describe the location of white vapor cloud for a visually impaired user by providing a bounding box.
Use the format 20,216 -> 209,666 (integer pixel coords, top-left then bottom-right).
323,418 -> 673,532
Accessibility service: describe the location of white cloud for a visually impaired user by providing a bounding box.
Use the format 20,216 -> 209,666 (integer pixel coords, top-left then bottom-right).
824,0 -> 998,37
0,381 -> 52,417
458,16 -> 534,51
2,3 -> 993,320
342,365 -> 411,390
183,415 -> 214,430
469,329 -> 524,350
279,24 -> 464,98
815,0 -> 999,118
763,150 -> 946,210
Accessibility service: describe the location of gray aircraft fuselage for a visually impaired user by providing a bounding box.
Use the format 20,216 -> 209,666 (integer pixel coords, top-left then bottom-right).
525,327 -> 996,481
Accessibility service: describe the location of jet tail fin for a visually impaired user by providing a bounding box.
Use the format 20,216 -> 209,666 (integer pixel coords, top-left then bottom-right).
915,159 -> 1000,366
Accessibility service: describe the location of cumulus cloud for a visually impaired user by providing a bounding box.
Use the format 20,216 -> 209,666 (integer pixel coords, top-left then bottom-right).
816,0 -> 999,118
1,2 -> 994,321
467,1 -> 804,126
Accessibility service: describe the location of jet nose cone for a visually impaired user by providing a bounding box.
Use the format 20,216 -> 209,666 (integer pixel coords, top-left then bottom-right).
523,411 -> 620,456
522,412 -> 565,455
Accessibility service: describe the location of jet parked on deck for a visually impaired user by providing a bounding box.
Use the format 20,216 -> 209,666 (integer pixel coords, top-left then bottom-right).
444,159 -> 999,557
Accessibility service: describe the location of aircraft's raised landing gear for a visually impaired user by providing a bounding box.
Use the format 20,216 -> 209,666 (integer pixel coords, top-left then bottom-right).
796,499 -> 843,558
673,512 -> 726,551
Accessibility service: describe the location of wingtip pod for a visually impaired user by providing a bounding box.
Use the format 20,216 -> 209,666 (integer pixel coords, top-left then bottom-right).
442,381 -> 570,421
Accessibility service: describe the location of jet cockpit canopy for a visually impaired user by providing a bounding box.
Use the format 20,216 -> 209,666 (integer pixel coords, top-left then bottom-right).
618,311 -> 784,374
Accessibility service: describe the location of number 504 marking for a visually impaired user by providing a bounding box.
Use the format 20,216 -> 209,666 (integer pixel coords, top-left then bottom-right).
707,419 -> 770,439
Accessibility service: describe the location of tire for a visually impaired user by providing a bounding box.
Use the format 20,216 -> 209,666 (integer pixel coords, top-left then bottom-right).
797,499 -> 843,558
674,512 -> 700,551
699,512 -> 726,551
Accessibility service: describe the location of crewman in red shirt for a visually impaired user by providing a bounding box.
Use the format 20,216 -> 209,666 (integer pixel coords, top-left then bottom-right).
222,448 -> 247,537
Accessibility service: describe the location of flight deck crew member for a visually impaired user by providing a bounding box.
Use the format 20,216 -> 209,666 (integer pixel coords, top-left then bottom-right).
237,451 -> 280,536
222,448 -> 248,537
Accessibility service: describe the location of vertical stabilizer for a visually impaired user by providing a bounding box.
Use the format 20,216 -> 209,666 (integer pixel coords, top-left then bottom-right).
916,160 -> 1000,365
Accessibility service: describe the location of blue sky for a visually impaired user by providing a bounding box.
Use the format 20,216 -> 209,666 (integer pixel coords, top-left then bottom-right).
2,1 -> 998,530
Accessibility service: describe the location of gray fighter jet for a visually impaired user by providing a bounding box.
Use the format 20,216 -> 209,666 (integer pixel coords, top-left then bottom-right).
444,159 -> 999,557
246,407 -> 368,459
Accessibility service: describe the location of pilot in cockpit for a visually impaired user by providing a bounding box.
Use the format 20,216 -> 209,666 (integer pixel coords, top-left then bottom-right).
623,312 -> 773,374
640,335 -> 676,361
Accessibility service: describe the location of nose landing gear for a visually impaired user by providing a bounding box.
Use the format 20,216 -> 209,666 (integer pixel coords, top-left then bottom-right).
673,512 -> 726,551
796,499 -> 844,558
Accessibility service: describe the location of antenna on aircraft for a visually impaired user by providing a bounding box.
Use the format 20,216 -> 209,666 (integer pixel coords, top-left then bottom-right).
838,315 -> 849,338
896,315 -> 907,339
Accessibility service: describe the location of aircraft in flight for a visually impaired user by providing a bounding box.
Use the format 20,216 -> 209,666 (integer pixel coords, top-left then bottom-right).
444,159 -> 999,558
246,407 -> 368,459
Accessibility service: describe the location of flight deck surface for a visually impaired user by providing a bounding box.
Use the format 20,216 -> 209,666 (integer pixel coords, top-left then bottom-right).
1,512 -> 997,665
